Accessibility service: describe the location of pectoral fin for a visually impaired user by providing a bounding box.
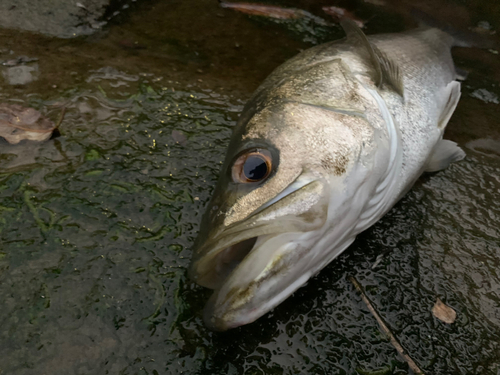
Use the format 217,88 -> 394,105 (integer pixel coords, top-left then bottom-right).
438,81 -> 461,129
424,139 -> 466,172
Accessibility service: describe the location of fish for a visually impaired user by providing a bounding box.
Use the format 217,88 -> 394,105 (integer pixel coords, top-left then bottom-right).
189,20 -> 466,331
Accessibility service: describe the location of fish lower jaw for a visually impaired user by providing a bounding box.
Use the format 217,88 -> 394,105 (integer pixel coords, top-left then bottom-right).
203,259 -> 312,331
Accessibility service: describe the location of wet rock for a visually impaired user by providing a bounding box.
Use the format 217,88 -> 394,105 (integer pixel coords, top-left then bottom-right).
466,138 -> 500,158
2,63 -> 39,85
322,6 -> 365,28
1,56 -> 38,67
0,0 -> 129,38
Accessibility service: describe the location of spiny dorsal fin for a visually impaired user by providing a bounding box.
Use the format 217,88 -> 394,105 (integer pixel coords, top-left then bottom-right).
340,19 -> 404,98
372,44 -> 405,97
340,19 -> 382,87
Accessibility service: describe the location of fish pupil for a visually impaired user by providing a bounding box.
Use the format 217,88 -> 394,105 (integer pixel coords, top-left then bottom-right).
244,155 -> 267,181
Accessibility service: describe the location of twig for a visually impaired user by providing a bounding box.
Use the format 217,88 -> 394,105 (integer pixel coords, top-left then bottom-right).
349,276 -> 425,375
54,107 -> 66,130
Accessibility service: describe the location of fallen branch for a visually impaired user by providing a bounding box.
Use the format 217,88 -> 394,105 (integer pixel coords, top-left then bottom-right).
55,107 -> 66,130
349,276 -> 425,375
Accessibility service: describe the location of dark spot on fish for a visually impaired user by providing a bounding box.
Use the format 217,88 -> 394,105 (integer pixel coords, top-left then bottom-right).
321,154 -> 348,175
299,203 -> 327,224
348,90 -> 357,100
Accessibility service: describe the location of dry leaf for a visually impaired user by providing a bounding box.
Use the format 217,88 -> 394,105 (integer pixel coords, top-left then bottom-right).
220,1 -> 306,20
0,104 -> 56,144
432,298 -> 457,324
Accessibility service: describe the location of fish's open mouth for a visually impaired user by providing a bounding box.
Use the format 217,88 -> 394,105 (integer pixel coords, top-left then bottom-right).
190,221 -> 289,290
213,237 -> 258,289
189,178 -> 330,330
201,231 -> 317,331
190,178 -> 329,290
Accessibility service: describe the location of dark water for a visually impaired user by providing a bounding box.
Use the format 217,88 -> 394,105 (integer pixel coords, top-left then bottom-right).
0,0 -> 499,374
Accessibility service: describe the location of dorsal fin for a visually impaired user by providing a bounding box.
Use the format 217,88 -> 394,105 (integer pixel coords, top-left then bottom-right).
340,19 -> 404,98
372,45 -> 405,97
340,19 -> 382,86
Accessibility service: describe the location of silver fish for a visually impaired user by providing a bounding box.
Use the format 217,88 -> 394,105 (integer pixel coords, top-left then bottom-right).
189,21 -> 466,331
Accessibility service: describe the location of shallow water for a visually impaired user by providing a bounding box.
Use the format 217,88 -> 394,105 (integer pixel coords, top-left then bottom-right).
0,0 -> 499,374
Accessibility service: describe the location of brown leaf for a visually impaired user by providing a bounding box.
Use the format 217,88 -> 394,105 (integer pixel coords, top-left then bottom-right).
220,1 -> 305,20
432,298 -> 457,324
0,104 -> 56,144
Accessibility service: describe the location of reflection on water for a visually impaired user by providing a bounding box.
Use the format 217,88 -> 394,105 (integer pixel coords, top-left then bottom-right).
0,0 -> 499,374
466,138 -> 500,158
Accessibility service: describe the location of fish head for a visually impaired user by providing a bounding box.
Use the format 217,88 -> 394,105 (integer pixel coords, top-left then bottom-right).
190,61 -> 376,331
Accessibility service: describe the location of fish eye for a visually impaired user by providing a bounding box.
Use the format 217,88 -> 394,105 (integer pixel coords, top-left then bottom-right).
232,149 -> 272,184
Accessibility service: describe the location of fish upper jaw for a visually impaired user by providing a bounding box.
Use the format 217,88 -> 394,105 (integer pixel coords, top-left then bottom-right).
189,217 -> 312,290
